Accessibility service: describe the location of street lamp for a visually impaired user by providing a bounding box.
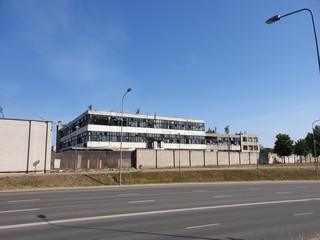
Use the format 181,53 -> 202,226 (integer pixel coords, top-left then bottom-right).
266,8 -> 320,75
119,88 -> 132,186
178,133 -> 181,171
74,125 -> 79,174
266,9 -> 320,180
312,119 -> 320,180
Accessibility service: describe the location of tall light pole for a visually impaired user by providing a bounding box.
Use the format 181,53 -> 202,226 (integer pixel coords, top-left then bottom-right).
312,119 -> 320,180
178,133 -> 181,171
266,8 -> 320,75
74,126 -> 79,174
266,9 -> 320,180
119,88 -> 132,186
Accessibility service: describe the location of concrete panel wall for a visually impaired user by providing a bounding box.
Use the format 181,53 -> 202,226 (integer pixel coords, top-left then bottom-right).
0,119 -> 52,173
229,152 -> 240,165
190,151 -> 204,167
249,152 -> 259,164
173,150 -> 191,167
176,150 -> 191,167
173,150 -> 182,167
136,149 -> 156,169
53,150 -> 132,170
217,152 -> 229,165
53,149 -> 263,171
241,153 -> 250,164
204,151 -> 218,166
156,150 -> 174,168
28,121 -> 52,172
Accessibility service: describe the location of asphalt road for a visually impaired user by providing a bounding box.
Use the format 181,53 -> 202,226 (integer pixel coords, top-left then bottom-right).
1,182 -> 320,240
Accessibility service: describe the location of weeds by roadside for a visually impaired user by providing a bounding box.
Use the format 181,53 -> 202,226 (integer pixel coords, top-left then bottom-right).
0,166 -> 318,191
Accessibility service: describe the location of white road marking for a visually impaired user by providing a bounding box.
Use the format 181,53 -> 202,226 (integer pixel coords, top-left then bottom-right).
192,190 -> 209,193
214,195 -> 232,198
293,212 -> 314,216
250,188 -> 263,190
8,199 -> 41,203
0,208 -> 40,214
186,223 -> 220,229
276,192 -> 290,195
117,193 -> 139,197
0,198 -> 319,230
129,200 -> 155,204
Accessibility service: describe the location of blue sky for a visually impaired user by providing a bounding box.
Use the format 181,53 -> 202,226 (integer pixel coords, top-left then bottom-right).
0,0 -> 320,148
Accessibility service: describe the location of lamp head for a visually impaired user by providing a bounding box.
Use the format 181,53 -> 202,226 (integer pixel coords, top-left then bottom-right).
127,88 -> 132,93
266,15 -> 281,24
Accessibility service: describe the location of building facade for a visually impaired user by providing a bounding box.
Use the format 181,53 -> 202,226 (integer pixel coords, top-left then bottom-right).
56,109 -> 259,153
206,133 -> 260,153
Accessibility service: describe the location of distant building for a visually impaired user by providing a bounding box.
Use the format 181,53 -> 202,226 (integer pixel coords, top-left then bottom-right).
0,118 -> 52,173
206,133 -> 260,153
57,109 -> 259,153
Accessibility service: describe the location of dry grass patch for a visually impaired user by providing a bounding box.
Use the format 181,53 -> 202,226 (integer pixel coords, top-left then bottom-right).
0,167 -> 318,190
116,168 -> 317,184
0,173 -> 117,191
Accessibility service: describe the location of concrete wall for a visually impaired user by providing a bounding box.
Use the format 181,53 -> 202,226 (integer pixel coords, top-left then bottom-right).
52,150 -> 132,170
136,149 -> 261,169
217,152 -> 229,165
156,150 -> 174,168
259,153 -> 312,164
190,151 -> 205,167
52,149 -> 311,171
136,149 -> 156,169
174,150 -> 191,167
229,152 -> 240,165
0,119 -> 52,173
241,153 -> 250,165
204,151 -> 218,166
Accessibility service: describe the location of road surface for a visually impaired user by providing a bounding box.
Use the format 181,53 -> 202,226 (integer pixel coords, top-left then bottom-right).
1,182 -> 320,239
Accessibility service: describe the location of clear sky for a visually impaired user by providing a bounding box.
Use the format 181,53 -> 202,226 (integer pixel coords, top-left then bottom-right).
0,0 -> 320,148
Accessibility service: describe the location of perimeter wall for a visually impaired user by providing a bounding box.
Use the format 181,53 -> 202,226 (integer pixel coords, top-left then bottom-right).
136,149 -> 259,169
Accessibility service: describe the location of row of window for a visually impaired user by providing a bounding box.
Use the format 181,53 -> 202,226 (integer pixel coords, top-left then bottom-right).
206,137 -> 241,145
243,145 -> 259,151
242,137 -> 258,142
60,114 -> 205,138
60,131 -> 206,148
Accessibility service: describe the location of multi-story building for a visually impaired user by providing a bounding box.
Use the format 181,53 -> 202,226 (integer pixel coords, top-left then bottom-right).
56,109 -> 259,153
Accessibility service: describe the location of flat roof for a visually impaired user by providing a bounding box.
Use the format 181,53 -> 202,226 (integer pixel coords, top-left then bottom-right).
0,118 -> 53,123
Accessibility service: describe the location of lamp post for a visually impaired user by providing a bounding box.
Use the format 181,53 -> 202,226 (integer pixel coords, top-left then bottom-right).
119,88 -> 132,186
312,119 -> 320,180
74,125 -> 79,174
266,8 -> 320,75
178,133 -> 181,171
266,9 -> 320,180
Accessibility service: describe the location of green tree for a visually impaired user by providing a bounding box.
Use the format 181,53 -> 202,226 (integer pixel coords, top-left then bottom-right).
294,139 -> 310,156
260,146 -> 274,154
207,127 -> 217,133
305,125 -> 320,157
274,133 -> 294,163
224,125 -> 229,134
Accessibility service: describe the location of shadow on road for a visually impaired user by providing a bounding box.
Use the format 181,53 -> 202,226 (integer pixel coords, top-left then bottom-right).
37,214 -> 245,240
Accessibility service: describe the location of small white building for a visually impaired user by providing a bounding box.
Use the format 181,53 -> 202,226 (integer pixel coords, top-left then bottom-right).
0,118 -> 52,173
